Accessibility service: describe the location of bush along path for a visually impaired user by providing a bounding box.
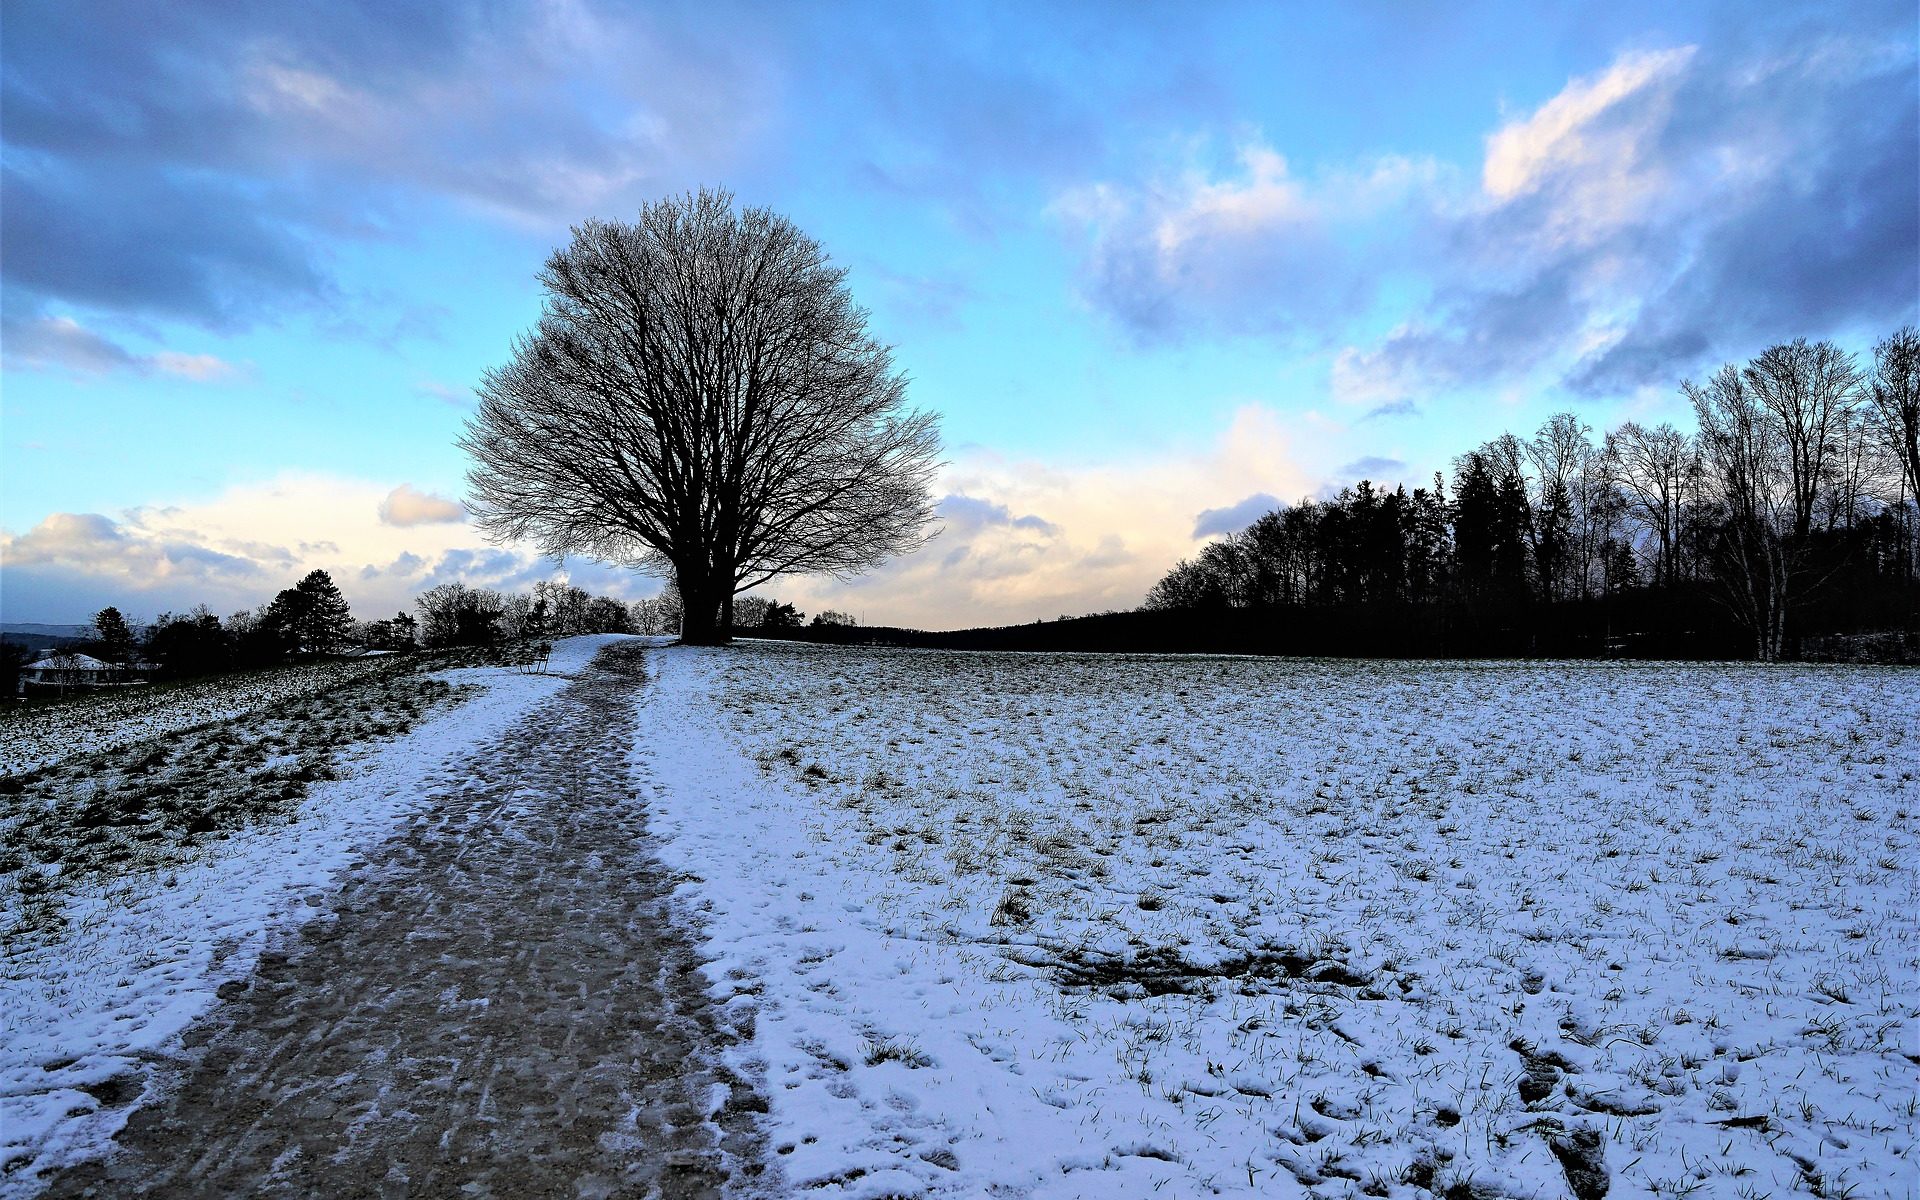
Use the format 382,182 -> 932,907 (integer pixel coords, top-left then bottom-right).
42,642 -> 766,1199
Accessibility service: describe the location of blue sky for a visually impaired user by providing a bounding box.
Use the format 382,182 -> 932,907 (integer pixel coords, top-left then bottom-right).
3,0 -> 1914,627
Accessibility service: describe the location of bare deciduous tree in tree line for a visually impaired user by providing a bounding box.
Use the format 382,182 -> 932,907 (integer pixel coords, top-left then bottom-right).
1602,420 -> 1699,592
1687,364 -> 1795,659
1145,330 -> 1917,661
1741,338 -> 1863,543
1871,326 -> 1920,508
1678,334 -> 1920,659
462,189 -> 941,645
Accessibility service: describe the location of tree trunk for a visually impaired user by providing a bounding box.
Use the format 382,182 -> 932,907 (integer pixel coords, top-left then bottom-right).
676,574 -> 731,646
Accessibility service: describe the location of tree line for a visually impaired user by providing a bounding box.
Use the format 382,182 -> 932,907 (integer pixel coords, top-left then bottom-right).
1144,331 -> 1920,660
3,564 -> 854,698
2,573 -> 693,694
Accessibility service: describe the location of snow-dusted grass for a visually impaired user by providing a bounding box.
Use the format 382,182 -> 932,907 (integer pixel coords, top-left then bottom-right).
0,658 -> 402,775
0,636 -> 631,1195
641,641 -> 1918,1200
0,665 -> 467,948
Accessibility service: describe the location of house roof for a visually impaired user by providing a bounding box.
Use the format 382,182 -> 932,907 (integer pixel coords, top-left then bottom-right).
27,653 -> 117,670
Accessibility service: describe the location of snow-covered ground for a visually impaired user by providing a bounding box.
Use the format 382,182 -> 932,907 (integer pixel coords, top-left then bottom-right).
0,636 -> 628,1195
640,641 -> 1918,1200
0,658 -> 400,775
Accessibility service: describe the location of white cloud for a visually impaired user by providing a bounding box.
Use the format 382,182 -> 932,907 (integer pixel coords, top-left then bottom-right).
244,60 -> 357,117
414,379 -> 474,407
377,484 -> 466,527
2,406 -> 1323,630
1065,34 -> 1915,398
1152,143 -> 1315,255
1,474 -> 547,621
151,351 -> 241,381
1,315 -> 245,381
1052,136 -> 1443,337
776,406 -> 1315,629
1481,47 -> 1696,208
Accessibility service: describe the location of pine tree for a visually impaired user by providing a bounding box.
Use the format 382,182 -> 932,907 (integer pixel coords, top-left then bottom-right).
1452,453 -> 1499,596
290,570 -> 354,655
1492,466 -> 1533,601
91,606 -> 135,666
258,588 -> 310,660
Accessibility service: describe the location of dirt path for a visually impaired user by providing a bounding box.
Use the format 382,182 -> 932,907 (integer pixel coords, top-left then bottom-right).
43,643 -> 765,1199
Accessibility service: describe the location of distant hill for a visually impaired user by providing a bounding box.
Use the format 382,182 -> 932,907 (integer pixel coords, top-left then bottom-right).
0,623 -> 93,639
0,623 -> 94,656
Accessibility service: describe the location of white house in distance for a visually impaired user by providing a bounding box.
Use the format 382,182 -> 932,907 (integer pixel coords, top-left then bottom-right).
19,652 -> 142,693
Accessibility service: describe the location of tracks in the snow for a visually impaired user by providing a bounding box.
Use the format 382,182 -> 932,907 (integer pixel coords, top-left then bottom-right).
43,642 -> 764,1199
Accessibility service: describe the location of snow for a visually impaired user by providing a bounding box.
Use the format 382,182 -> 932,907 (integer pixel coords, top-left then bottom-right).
0,636 -> 629,1195
0,657 -> 404,775
637,641 -> 1918,1199
6,636 -> 1911,1199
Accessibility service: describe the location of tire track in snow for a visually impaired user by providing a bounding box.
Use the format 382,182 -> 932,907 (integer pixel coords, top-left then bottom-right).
40,642 -> 765,1199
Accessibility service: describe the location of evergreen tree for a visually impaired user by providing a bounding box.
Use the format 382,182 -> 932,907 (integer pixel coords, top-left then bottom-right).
294,569 -> 354,654
1534,478 -> 1573,601
762,601 -> 804,631
262,570 -> 355,656
1452,453 -> 1499,597
90,606 -> 135,666
1405,477 -> 1453,604
520,596 -> 550,640
258,588 -> 311,658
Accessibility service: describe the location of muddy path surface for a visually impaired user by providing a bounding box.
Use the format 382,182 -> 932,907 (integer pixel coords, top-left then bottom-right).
43,642 -> 765,1199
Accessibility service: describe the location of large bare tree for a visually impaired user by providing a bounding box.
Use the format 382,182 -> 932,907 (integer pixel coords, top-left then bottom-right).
462,190 -> 941,644
1524,412 -> 1594,600
1741,338 -> 1861,542
1686,364 -> 1793,659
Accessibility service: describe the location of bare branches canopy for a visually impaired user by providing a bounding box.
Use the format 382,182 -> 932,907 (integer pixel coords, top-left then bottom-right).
461,189 -> 941,644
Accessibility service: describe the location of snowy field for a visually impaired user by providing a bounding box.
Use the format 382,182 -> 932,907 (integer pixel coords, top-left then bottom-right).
0,638 -> 626,1194
4,638 -> 1912,1199
0,657 -> 400,775
642,642 -> 1918,1200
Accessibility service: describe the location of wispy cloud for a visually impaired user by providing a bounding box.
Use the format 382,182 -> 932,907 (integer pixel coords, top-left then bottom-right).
1335,455 -> 1408,481
0,1 -> 777,342
1192,493 -> 1279,539
1053,141 -> 1441,341
1058,29 -> 1917,395
1,314 -> 244,381
1,474 -> 581,621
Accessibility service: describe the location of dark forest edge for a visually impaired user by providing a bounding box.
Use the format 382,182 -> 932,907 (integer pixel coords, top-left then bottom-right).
746,332 -> 1920,663
1120,332 -> 1920,662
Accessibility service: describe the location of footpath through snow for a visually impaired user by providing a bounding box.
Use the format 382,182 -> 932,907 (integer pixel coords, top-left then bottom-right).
5,637 -> 761,1198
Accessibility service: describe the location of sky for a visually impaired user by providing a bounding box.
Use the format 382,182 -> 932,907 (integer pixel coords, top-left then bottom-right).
2,0 -> 1914,629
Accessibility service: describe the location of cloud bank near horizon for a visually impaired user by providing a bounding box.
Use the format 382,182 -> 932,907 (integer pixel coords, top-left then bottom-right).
0,408 -> 1330,629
